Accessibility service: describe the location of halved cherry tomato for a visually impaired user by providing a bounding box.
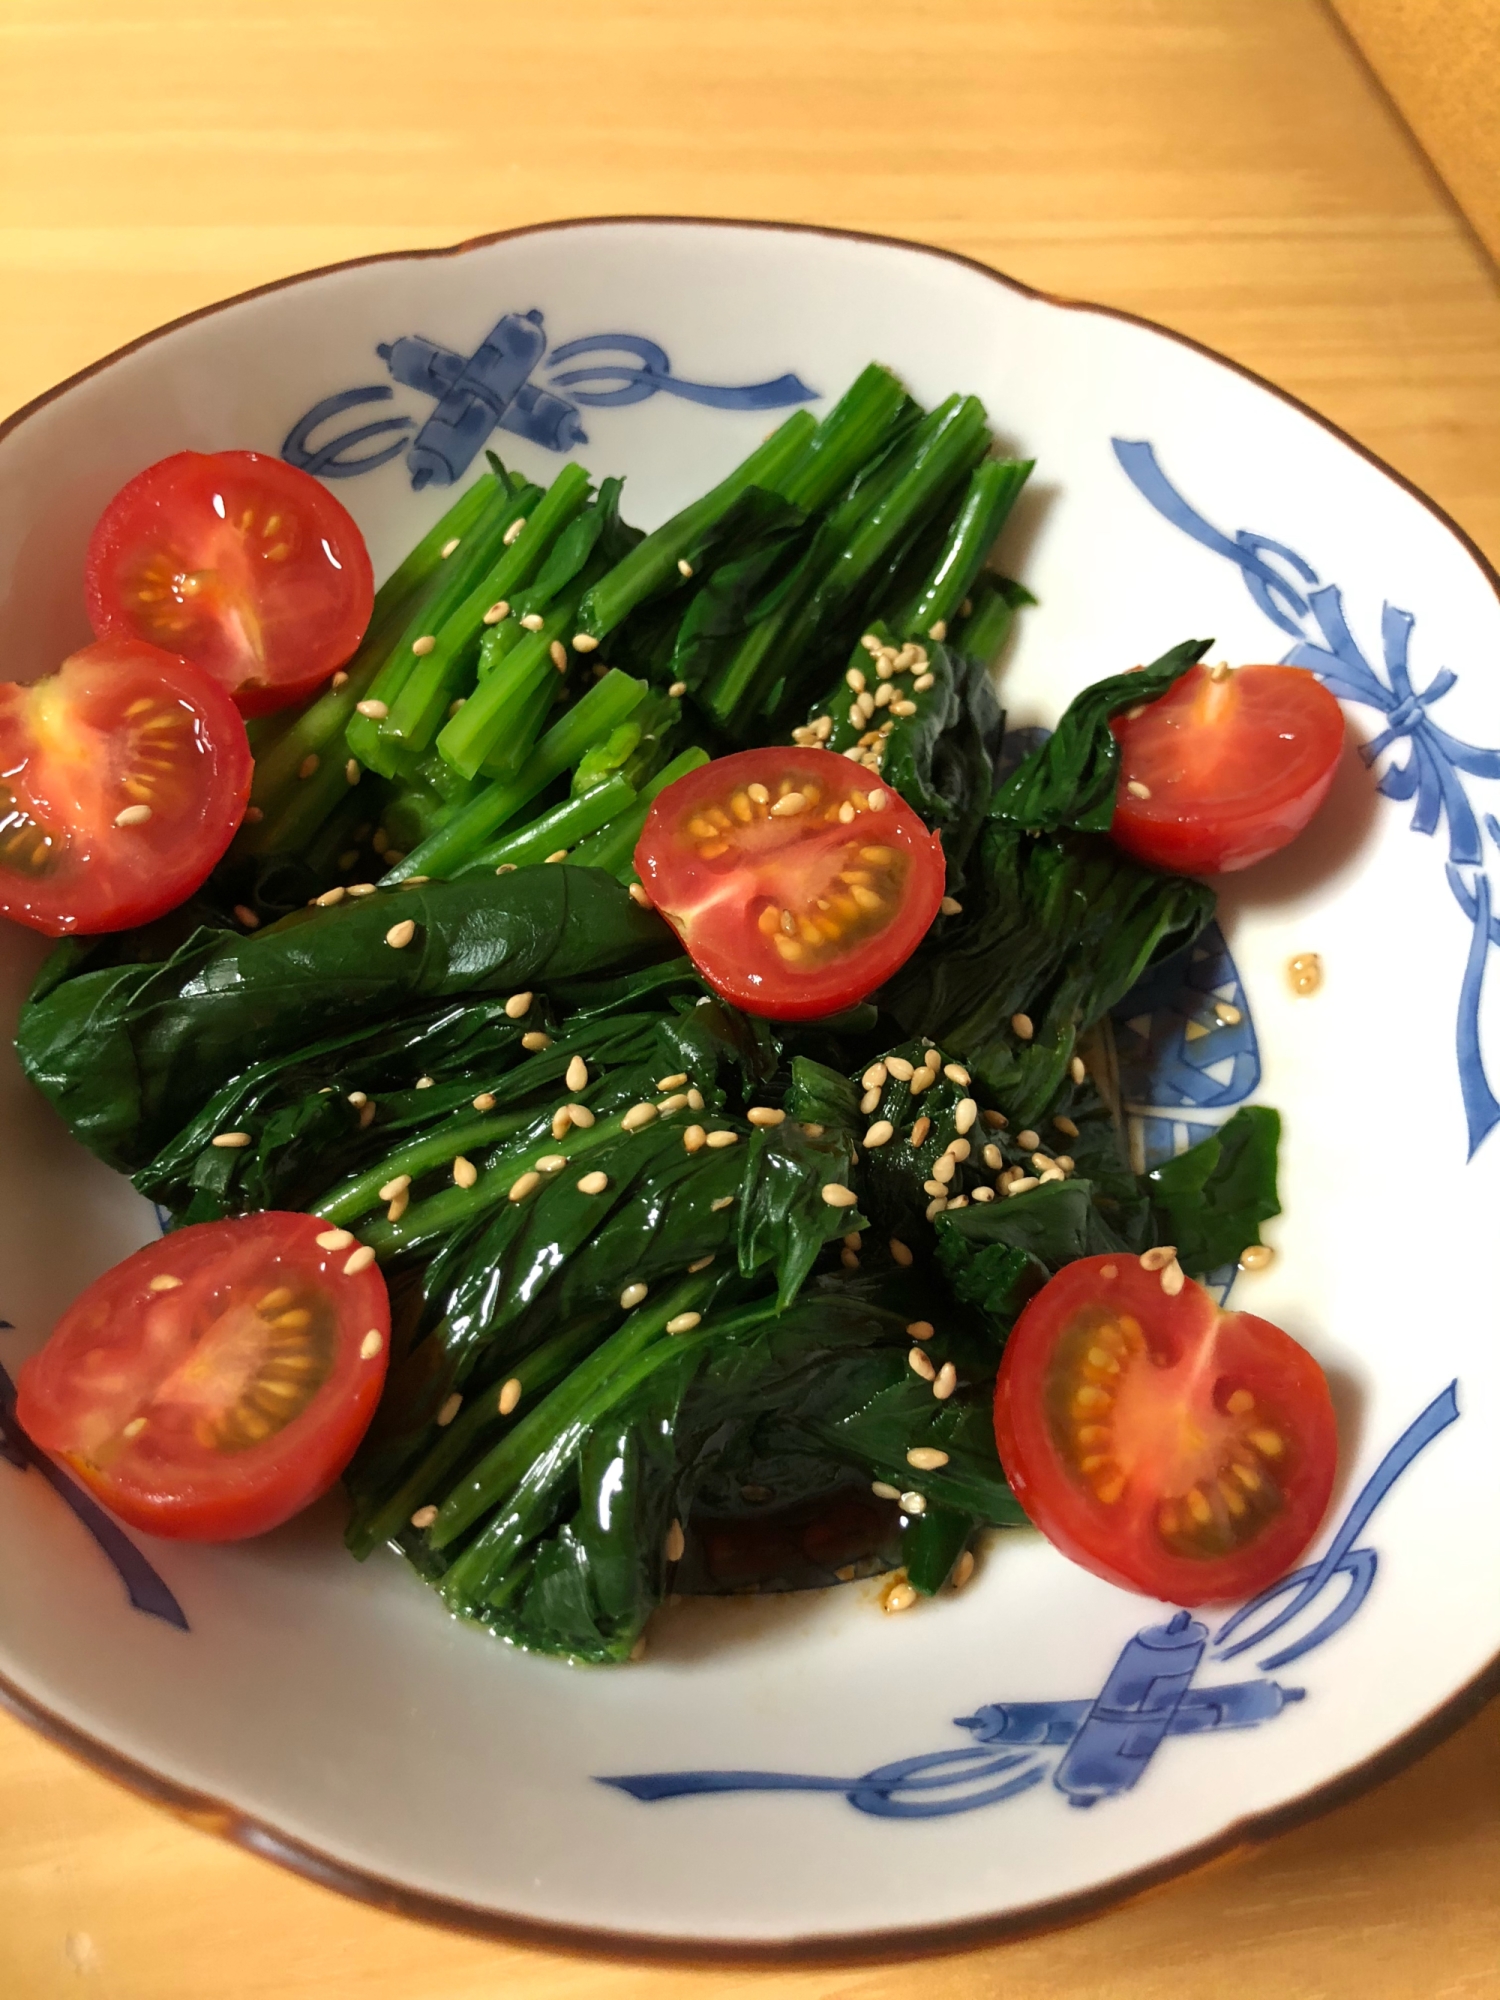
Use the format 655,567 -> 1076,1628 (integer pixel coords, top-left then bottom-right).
16,1213 -> 389,1542
85,450 -> 374,716
1110,663 -> 1344,874
634,747 -> 945,1019
0,637 -> 251,936
994,1252 -> 1336,1604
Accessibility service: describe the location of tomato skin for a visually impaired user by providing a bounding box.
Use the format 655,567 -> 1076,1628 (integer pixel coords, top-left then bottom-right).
994,1253 -> 1337,1605
0,637 -> 251,937
85,450 -> 374,717
16,1214 -> 390,1542
634,746 -> 946,1020
1110,663 -> 1344,874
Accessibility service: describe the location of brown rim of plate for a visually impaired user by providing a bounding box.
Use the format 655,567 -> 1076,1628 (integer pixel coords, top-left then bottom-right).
0,214 -> 1497,1962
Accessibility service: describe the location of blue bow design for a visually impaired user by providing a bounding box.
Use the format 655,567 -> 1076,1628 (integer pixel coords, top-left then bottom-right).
546,333 -> 816,412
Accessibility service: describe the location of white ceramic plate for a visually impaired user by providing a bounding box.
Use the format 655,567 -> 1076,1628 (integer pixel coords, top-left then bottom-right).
1,218 -> 1497,1957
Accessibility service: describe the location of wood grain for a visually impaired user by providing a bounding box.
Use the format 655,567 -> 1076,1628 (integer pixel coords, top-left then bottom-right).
1,1 -> 1498,1993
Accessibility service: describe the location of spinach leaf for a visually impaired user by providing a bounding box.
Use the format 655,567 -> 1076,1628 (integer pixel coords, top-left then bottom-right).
1147,1104 -> 1281,1275
17,866 -> 674,1172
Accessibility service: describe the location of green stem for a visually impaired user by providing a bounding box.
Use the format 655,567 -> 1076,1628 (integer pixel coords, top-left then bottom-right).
776,364 -> 912,515
461,771 -> 636,877
317,1107 -> 537,1225
895,457 -> 1033,639
954,577 -> 1034,668
383,670 -> 648,883
564,746 -> 708,880
573,411 -> 817,639
434,580 -> 592,781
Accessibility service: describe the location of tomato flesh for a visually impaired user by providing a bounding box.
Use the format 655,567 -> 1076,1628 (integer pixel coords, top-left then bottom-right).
16,1214 -> 390,1541
994,1253 -> 1336,1604
634,747 -> 945,1019
1110,663 -> 1344,874
0,637 -> 251,935
85,450 -> 374,716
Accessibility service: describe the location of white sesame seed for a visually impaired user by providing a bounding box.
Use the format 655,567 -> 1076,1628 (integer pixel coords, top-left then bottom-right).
872,1480 -> 901,1499
666,1311 -> 702,1335
711,1194 -> 735,1211
909,1347 -> 936,1381
445,1156 -> 475,1190
820,1183 -> 858,1207
385,918 -> 416,949
566,1103 -> 595,1128
1011,1012 -> 1034,1041
544,848 -> 569,864
114,804 -> 152,827
684,1088 -> 703,1110
560,1054 -> 588,1095
378,1174 -> 412,1201
503,516 -> 527,546
356,699 -> 388,719
706,1129 -> 739,1149
1215,1000 -> 1243,1026
1239,1243 -> 1275,1271
1160,1259 -> 1186,1296
549,639 -> 568,672
622,1103 -> 658,1132
657,1073 -> 689,1091
208,1127 -> 252,1150
498,1377 -> 522,1415
521,1030 -> 551,1051
504,992 -> 534,1019
899,1490 -> 927,1514
1140,1245 -> 1177,1272
438,1392 -> 462,1427
410,635 -> 436,657
410,1504 -> 438,1529
746,1106 -> 785,1126
682,1124 -> 707,1153
620,1282 -> 648,1309
907,1446 -> 949,1470
234,903 -> 260,928
415,1075 -> 435,1089
1126,779 -> 1151,800
483,600 -> 509,624
346,882 -> 377,897
573,1170 -> 608,1197
863,1119 -> 894,1147
886,1056 -> 914,1081
913,673 -> 935,692
471,1092 -> 496,1112
331,670 -> 349,688
345,1245 -> 377,1276
668,681 -> 687,698
572,632 -> 600,652
628,882 -> 651,907
507,1170 -> 540,1202
1070,1055 -> 1087,1084
357,1328 -> 383,1361
927,619 -> 947,642
884,1581 -> 918,1613
536,1154 -> 567,1174
677,558 -> 694,578
316,1228 -> 355,1251
933,1362 -> 958,1400
519,612 -> 545,631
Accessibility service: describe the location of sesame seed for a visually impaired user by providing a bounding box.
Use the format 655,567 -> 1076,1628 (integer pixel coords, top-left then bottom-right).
411,635 -> 437,656
508,1170 -> 539,1202
933,1362 -> 958,1400
503,517 -> 527,546
522,1031 -> 551,1051
747,1106 -> 785,1126
622,1103 -> 658,1132
1239,1243 -> 1275,1271
482,600 -> 509,624
677,557 -> 694,578
444,1156 -> 474,1190
1070,1056 -> 1087,1084
563,1054 -> 589,1094
682,1123 -> 707,1152
504,992 -> 533,1019
909,1347 -> 936,1381
913,673 -> 935,692
114,804 -> 152,827
1011,1012 -> 1034,1040
668,681 -> 687,698
356,699 -> 388,719
211,1131 -> 251,1149
658,1073 -> 689,1091
379,1174 -> 412,1201
469,1092 -> 496,1113
536,1154 -> 567,1174
628,883 -> 651,906
316,1228 -> 355,1251
549,640 -> 568,671
863,1119 -> 894,1147
385,918 -> 416,949
872,1480 -> 900,1499
906,1446 -> 949,1470
951,1550 -> 976,1591
438,1392 -> 462,1427
498,1378 -> 522,1415
1126,779 -> 1151,800
410,1504 -> 438,1529
925,1197 -> 948,1219
927,619 -> 947,641
711,1194 -> 735,1211
148,1273 -> 183,1292
884,1581 -> 918,1613
666,1311 -> 702,1335
886,1056 -> 914,1081
440,535 -> 461,558
572,632 -> 600,652
544,848 -> 569,864
415,1075 -> 435,1089
705,1129 -> 739,1150
820,1183 -> 858,1207
688,1254 -> 715,1273
1016,1128 -> 1040,1152
620,1282 -> 648,1309
1160,1259 -> 1186,1296
345,1246 -> 377,1276
234,903 -> 260,928
1215,1000 -> 1243,1026
575,1170 -> 609,1196
1140,1245 -> 1177,1272
346,882 -> 377,897
519,612 -> 545,631
566,1103 -> 595,1129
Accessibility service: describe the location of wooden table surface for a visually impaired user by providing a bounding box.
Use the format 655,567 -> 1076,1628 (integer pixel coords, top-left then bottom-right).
2,2 -> 1498,1993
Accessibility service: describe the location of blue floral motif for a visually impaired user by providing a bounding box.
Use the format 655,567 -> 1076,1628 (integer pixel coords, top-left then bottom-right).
282,309 -> 817,490
1113,439 -> 1500,1158
0,1349 -> 187,1631
599,1383 -> 1459,1818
